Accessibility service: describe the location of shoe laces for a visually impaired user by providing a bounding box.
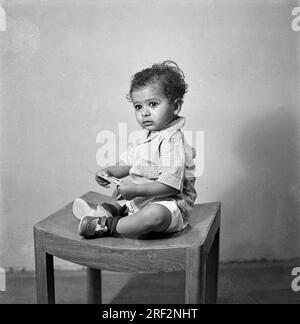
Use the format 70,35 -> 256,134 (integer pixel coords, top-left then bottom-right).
94,214 -> 108,232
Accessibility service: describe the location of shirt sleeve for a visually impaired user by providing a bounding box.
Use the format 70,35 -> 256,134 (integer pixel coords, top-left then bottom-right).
156,135 -> 185,191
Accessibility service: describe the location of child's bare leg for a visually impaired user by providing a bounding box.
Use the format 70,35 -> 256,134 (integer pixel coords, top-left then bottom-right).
116,204 -> 172,236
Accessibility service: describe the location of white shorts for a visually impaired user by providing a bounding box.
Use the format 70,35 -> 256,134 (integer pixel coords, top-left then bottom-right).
125,199 -> 188,233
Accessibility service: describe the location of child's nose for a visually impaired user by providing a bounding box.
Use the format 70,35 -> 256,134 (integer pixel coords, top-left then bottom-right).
141,106 -> 150,117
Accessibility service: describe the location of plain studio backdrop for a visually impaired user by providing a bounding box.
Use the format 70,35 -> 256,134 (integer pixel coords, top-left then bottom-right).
0,0 -> 300,271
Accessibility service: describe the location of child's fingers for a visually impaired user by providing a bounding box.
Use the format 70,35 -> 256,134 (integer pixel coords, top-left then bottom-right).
112,188 -> 122,200
96,170 -> 112,177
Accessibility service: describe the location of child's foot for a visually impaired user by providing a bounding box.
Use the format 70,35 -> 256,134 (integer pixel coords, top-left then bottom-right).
72,198 -> 115,238
78,214 -> 111,238
72,198 -> 96,220
72,198 -> 112,220
72,198 -> 123,238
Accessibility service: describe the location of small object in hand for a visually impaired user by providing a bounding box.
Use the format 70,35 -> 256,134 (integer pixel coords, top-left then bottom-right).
95,172 -> 121,186
89,171 -> 123,200
89,171 -> 110,188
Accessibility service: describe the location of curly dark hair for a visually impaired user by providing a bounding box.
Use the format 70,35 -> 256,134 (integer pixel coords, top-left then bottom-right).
127,60 -> 188,104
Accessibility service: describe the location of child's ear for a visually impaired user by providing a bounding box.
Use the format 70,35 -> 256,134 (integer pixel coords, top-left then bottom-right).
174,99 -> 182,114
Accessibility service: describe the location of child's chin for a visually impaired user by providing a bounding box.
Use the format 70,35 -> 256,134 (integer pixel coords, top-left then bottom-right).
144,125 -> 159,131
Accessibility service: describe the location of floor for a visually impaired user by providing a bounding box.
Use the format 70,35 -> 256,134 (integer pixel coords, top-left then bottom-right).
0,259 -> 299,304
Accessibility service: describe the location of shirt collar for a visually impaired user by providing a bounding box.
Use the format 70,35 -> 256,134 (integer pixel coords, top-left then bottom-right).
138,116 -> 185,143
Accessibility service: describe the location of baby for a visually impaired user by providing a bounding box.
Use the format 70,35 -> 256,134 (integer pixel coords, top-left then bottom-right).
73,60 -> 197,238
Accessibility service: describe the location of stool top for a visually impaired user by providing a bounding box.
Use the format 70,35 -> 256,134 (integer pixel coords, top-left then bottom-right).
35,191 -> 220,250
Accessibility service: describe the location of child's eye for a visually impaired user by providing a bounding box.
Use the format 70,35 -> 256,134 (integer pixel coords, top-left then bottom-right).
149,102 -> 158,108
134,105 -> 142,110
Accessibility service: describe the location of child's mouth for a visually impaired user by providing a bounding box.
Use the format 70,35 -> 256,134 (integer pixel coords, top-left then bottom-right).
143,121 -> 153,126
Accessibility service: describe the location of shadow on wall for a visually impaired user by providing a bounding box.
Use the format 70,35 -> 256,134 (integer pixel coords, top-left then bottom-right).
220,108 -> 300,261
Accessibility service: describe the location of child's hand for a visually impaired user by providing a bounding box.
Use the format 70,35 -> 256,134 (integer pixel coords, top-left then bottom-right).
117,179 -> 138,200
95,169 -> 111,188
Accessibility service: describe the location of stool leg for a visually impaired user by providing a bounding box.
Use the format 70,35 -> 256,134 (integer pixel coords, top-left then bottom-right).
34,229 -> 55,304
185,246 -> 206,304
87,268 -> 102,304
205,229 -> 220,304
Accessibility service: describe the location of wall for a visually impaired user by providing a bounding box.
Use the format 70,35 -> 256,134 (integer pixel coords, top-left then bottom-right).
0,0 -> 299,270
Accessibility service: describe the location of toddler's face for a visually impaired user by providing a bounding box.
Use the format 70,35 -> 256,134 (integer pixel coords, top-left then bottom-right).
131,84 -> 177,131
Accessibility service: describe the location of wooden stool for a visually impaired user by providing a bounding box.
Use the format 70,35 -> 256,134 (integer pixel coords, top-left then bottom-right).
34,191 -> 221,304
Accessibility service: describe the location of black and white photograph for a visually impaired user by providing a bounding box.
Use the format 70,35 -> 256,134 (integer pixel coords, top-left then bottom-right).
0,0 -> 300,306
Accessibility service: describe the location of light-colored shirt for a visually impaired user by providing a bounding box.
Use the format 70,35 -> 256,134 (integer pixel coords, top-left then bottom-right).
119,116 -> 197,222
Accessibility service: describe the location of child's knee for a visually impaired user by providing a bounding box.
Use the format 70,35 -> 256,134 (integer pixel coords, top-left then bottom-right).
141,204 -> 171,231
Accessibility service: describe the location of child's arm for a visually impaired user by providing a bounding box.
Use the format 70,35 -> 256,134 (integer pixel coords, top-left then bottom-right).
118,180 -> 180,201
96,165 -> 130,187
101,165 -> 131,178
137,181 -> 180,198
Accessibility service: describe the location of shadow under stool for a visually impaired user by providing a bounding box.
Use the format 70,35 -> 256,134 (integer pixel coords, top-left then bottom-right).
34,191 -> 221,304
